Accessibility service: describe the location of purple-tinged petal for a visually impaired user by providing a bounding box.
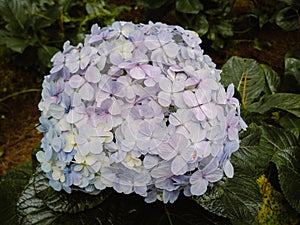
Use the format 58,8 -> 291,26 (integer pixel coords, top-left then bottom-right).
201,102 -> 217,119
191,178 -> 208,196
163,42 -> 179,58
143,155 -> 160,169
158,91 -> 171,107
69,75 -> 85,88
205,169 -> 223,182
223,160 -> 234,178
85,66 -> 101,83
171,156 -> 188,175
130,66 -> 145,79
192,107 -> 205,121
66,110 -> 84,124
183,90 -> 197,107
158,143 -> 177,161
79,83 -> 94,101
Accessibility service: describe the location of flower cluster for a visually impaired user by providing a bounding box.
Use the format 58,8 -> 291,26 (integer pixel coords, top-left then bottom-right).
37,21 -> 247,203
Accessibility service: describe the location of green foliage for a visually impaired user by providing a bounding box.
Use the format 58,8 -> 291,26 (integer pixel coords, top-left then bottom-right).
0,0 -> 130,73
136,0 -> 235,49
251,93 -> 300,117
218,55 -> 300,223
240,0 -> 300,31
279,114 -> 300,139
0,161 -> 33,225
272,147 -> 300,213
221,56 -> 280,110
275,0 -> 300,31
233,126 -> 273,176
285,49 -> 300,94
17,168 -> 112,224
194,173 -> 262,225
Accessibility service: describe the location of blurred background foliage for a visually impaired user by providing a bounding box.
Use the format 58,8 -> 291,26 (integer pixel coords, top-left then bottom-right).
0,0 -> 130,74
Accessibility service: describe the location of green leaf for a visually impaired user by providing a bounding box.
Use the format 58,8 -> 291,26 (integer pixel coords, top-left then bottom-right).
272,147 -> 300,213
276,7 -> 300,31
254,93 -> 300,118
204,0 -> 232,16
259,125 -> 298,153
221,56 -> 266,108
194,174 -> 262,225
0,161 -> 33,225
279,114 -> 300,139
33,4 -> 60,29
193,14 -> 209,36
135,0 -> 169,9
0,0 -> 31,31
0,29 -> 11,38
232,126 -> 273,176
1,36 -> 31,53
261,64 -> 280,95
17,168 -> 112,224
285,50 -> 300,92
38,46 -> 60,68
212,20 -> 234,38
176,0 -> 203,14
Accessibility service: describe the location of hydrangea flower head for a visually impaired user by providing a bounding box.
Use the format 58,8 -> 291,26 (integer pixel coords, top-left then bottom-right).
37,21 -> 246,203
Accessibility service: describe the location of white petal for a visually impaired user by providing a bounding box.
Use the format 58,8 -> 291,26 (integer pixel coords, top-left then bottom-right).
69,75 -> 85,88
158,91 -> 171,107
224,160 -> 234,178
79,83 -> 94,101
85,66 -> 101,83
183,90 -> 197,107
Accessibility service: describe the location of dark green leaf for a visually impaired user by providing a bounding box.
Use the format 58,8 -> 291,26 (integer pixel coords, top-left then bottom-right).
285,50 -> 300,92
259,125 -> 298,152
194,174 -> 262,225
37,46 -> 60,68
213,20 -> 234,38
253,93 -> 300,118
176,0 -> 203,14
135,0 -> 170,9
0,161 -> 33,225
17,167 -> 112,224
193,14 -> 209,36
272,147 -> 300,213
33,4 -> 60,29
0,29 -> 11,38
1,37 -> 32,53
204,0 -> 232,16
0,0 -> 31,31
17,170 -> 58,225
279,114 -> 300,139
221,56 -> 266,108
276,7 -> 299,31
261,64 -> 280,95
232,126 -> 273,176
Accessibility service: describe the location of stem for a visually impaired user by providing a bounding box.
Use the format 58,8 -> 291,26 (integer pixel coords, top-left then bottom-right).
242,69 -> 248,108
0,89 -> 41,103
164,205 -> 174,225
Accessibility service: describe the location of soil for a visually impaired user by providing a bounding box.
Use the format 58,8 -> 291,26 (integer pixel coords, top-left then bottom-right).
0,67 -> 42,176
0,2 -> 300,177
